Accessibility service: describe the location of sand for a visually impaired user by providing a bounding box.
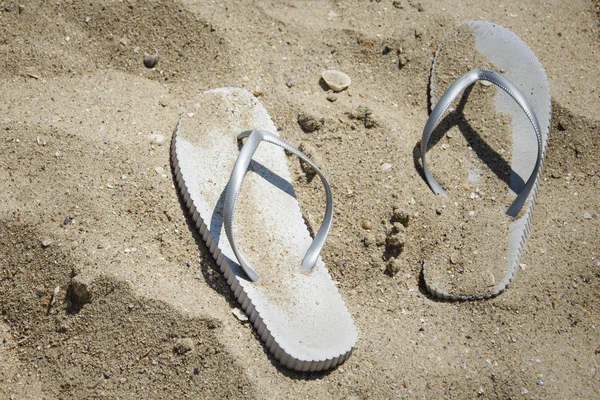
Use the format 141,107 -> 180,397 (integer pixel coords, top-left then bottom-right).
1,0 -> 599,398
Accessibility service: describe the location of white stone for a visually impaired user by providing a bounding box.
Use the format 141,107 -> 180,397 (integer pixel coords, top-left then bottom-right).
231,308 -> 248,322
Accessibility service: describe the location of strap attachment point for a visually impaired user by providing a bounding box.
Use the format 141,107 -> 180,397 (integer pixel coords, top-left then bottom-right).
421,69 -> 542,217
224,130 -> 334,282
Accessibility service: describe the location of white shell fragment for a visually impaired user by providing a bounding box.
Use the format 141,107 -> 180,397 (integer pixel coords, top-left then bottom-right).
321,70 -> 351,92
148,133 -> 166,146
231,308 -> 248,322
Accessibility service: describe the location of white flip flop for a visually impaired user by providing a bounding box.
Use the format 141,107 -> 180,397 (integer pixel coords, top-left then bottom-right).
420,21 -> 551,300
171,88 -> 357,370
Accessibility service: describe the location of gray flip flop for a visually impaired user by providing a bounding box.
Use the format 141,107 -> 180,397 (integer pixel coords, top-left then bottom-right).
421,21 -> 551,300
171,88 -> 357,371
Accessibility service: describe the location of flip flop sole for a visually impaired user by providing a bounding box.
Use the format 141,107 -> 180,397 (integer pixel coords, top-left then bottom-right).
171,88 -> 357,370
424,22 -> 551,300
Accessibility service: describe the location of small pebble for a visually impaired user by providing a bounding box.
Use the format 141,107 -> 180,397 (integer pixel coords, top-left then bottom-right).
231,308 -> 248,322
103,137 -> 109,144
446,131 -> 454,138
435,208 -> 442,215
64,216 -> 72,225
321,70 -> 351,92
361,220 -> 372,230
381,163 -> 392,171
143,54 -> 158,69
326,93 -> 337,102
177,50 -> 185,57
521,388 -> 529,395
148,133 -> 166,146
41,239 -> 52,248
286,79 -> 293,88
536,380 -> 544,387
583,212 -> 592,219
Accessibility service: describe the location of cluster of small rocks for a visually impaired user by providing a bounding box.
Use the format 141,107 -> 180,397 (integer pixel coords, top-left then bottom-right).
385,206 -> 412,276
347,106 -> 378,129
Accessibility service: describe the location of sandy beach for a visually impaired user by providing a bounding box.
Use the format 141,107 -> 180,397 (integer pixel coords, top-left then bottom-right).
1,0 -> 599,398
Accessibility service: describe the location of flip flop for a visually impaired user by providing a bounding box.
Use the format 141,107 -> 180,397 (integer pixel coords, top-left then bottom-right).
420,21 -> 551,300
171,88 -> 357,371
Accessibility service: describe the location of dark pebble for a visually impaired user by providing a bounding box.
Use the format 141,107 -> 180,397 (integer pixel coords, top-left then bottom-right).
143,54 -> 158,68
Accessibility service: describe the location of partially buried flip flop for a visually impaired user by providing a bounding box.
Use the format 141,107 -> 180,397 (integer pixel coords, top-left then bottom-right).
171,88 -> 357,371
420,21 -> 551,300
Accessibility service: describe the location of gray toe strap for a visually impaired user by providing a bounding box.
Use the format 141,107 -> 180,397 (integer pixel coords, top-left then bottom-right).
421,69 -> 542,217
223,129 -> 334,282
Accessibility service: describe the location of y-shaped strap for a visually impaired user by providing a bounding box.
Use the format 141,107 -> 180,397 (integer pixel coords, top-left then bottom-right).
223,129 -> 334,282
421,69 -> 542,217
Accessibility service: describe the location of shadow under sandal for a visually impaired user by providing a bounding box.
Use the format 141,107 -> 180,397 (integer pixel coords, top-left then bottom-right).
171,88 -> 357,371
420,21 -> 551,301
